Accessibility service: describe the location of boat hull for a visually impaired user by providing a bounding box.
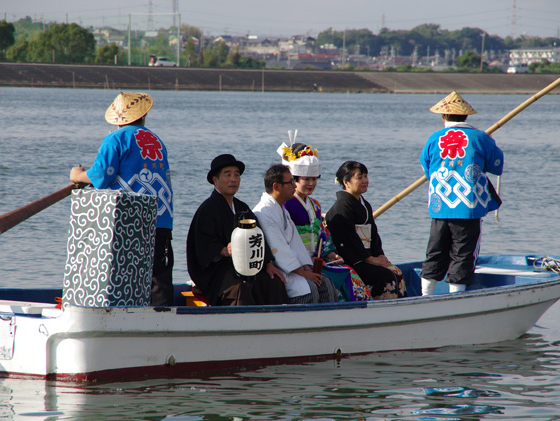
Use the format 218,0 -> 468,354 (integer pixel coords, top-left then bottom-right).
1,255 -> 559,382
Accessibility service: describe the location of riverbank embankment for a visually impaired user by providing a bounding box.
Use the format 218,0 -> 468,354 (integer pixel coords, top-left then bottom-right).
0,62 -> 558,94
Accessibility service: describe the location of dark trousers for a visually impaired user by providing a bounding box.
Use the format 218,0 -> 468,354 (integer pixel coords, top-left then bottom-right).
421,218 -> 481,285
151,228 -> 174,306
218,266 -> 289,306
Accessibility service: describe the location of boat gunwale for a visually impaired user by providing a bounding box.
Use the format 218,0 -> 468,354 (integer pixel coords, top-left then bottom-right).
56,274 -> 560,316
41,296 -> 560,339
1,274 -> 559,319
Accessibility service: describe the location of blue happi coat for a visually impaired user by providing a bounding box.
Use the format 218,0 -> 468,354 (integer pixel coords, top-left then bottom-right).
86,124 -> 173,229
420,122 -> 504,219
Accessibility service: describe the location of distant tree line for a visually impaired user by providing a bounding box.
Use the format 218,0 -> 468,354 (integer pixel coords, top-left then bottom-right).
1,18 -> 559,73
0,18 -> 265,68
2,18 -> 95,63
317,24 -> 559,58
319,24 -> 560,73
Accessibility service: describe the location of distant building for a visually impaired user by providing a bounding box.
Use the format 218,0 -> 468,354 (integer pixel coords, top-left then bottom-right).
93,33 -> 107,46
291,54 -> 333,70
92,27 -> 123,47
144,31 -> 159,39
107,34 -> 126,48
509,47 -> 560,65
213,35 -> 233,45
169,34 -> 181,48
184,35 -> 199,46
238,38 -> 278,55
292,59 -> 332,70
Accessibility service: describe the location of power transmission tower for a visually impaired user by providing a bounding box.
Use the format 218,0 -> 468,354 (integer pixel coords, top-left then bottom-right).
510,0 -> 518,38
148,0 -> 153,30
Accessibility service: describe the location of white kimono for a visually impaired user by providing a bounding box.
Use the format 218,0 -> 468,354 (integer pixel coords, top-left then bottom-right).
253,193 -> 312,298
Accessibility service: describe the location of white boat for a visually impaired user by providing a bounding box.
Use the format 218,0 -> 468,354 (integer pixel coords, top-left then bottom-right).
0,254 -> 559,382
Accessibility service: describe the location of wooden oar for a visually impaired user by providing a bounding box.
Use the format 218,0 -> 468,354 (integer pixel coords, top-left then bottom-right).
0,183 -> 84,235
372,76 -> 560,219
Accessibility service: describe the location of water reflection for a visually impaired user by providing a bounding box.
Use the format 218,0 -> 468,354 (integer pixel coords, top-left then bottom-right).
0,321 -> 558,419
1,88 -> 560,419
1,89 -> 559,287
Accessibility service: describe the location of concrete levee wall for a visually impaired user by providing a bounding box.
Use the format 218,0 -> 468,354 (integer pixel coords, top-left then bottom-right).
357,72 -> 560,94
0,63 -> 385,93
0,63 -> 558,94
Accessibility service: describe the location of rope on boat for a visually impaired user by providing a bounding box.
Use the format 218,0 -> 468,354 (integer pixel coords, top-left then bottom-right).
533,256 -> 560,273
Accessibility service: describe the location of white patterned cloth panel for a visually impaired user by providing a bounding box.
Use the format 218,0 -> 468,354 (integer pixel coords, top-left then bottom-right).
62,189 -> 158,309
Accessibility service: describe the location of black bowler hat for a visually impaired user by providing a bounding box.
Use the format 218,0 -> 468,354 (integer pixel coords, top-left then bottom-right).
207,154 -> 246,184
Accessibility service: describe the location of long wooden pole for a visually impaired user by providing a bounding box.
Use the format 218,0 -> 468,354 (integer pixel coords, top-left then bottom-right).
372,76 -> 560,219
0,183 -> 82,235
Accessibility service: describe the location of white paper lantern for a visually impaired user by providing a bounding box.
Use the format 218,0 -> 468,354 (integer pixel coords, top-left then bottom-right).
231,219 -> 265,277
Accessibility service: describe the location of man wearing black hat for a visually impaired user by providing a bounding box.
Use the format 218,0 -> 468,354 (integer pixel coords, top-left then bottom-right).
186,154 -> 288,306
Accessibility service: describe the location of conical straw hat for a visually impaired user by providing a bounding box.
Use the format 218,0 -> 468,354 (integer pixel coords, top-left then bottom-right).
105,92 -> 153,125
429,91 -> 477,115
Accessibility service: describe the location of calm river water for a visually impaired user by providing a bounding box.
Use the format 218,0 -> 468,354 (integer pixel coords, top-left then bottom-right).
1,87 -> 559,419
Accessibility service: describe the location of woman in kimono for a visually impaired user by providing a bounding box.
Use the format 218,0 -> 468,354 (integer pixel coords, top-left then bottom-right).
325,161 -> 406,300
280,137 -> 373,301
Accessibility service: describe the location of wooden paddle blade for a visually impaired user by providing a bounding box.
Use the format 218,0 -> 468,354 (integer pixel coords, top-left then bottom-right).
0,183 -> 82,235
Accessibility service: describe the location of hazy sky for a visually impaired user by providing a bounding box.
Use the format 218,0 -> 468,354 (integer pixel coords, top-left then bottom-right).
5,0 -> 560,39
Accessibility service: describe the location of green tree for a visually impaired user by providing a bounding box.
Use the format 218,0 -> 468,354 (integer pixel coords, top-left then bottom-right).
410,24 -> 441,40
180,24 -> 202,40
225,50 -> 264,68
448,27 -> 484,50
316,28 -> 340,47
216,41 -> 229,63
317,28 -> 377,55
517,35 -> 553,48
26,23 -> 95,63
182,37 -> 198,66
202,45 -> 218,67
377,28 -> 413,56
12,16 -> 43,40
456,50 -> 485,71
198,41 -> 229,67
0,20 -> 16,58
95,43 -> 120,64
314,24 -> 524,66
144,29 -> 174,59
530,59 -> 560,73
6,40 -> 29,62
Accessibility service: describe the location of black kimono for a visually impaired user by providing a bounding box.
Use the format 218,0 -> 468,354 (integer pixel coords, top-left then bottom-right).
325,190 -> 406,299
186,189 -> 288,306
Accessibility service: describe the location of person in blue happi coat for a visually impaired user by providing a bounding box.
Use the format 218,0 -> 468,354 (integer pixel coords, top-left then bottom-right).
420,91 -> 504,295
69,92 -> 174,306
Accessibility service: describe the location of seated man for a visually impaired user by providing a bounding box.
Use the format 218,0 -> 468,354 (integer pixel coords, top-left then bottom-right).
186,154 -> 288,306
253,164 -> 337,304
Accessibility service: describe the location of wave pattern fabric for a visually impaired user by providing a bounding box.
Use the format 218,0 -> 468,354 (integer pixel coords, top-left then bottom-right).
62,189 -> 158,309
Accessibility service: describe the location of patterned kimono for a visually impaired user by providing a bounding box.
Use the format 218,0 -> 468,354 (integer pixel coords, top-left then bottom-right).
284,194 -> 373,301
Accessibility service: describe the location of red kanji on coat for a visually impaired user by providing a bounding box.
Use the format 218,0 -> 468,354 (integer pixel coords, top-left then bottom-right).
438,129 -> 469,159
135,129 -> 163,160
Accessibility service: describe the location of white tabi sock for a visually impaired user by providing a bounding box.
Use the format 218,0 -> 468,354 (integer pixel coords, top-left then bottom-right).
448,283 -> 466,293
421,278 -> 437,296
